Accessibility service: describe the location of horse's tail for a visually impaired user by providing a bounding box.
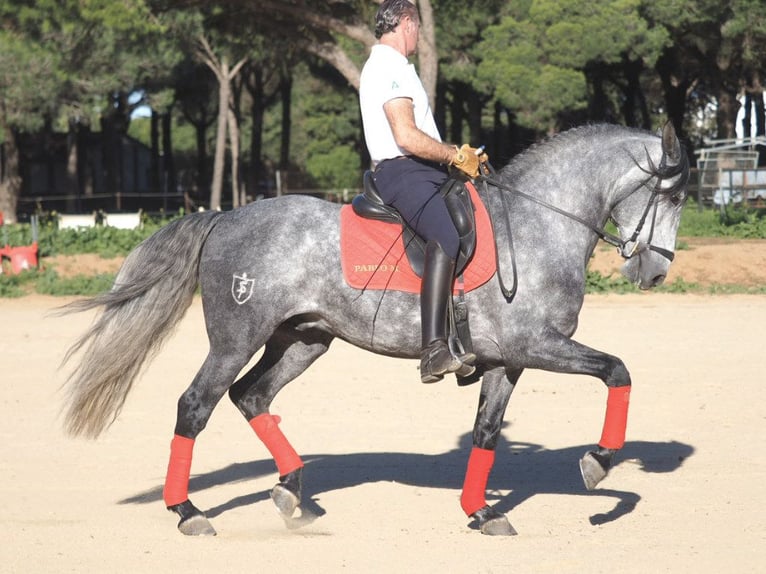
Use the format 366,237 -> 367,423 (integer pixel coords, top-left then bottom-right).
60,211 -> 223,438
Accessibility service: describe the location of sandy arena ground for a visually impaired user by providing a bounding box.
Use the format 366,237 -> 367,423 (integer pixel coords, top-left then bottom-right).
2,241 -> 765,573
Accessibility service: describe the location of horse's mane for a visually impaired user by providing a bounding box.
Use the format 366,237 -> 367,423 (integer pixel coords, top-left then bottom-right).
499,123 -> 689,200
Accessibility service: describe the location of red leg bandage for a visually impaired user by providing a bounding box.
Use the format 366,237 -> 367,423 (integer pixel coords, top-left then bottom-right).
599,385 -> 631,450
163,434 -> 195,507
250,413 -> 303,477
460,447 -> 495,516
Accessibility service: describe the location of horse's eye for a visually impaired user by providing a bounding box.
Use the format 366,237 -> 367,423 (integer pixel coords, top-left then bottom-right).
669,194 -> 683,206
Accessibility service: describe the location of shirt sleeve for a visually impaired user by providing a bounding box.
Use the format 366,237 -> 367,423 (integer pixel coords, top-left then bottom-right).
381,62 -> 416,105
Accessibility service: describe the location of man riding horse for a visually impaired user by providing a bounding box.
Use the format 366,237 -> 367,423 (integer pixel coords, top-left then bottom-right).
359,0 -> 488,383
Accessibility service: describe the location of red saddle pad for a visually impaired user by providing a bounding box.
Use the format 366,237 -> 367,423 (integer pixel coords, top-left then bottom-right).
340,182 -> 496,294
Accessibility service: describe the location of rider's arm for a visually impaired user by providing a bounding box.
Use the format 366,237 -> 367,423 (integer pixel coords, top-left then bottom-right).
383,97 -> 458,165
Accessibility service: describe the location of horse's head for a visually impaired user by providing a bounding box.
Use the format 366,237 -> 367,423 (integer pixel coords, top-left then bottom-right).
610,122 -> 690,290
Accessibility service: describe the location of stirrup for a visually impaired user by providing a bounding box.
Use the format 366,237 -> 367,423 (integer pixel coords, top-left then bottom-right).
449,335 -> 476,377
420,340 -> 475,383
420,340 -> 462,383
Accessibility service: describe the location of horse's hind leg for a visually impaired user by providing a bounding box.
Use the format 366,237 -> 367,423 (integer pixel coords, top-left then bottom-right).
228,326 -> 334,521
163,350 -> 255,536
461,366 -> 522,536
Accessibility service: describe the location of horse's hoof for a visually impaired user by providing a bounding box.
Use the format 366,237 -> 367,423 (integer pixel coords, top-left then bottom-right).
580,451 -> 609,490
472,505 -> 518,536
178,513 -> 217,536
169,500 -> 217,536
271,483 -> 300,518
481,516 -> 518,536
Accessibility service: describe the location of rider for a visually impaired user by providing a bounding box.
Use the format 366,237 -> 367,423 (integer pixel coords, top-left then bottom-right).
359,0 -> 485,383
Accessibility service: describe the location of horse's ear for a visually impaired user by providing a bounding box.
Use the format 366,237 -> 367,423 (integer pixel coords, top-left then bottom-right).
661,121 -> 682,162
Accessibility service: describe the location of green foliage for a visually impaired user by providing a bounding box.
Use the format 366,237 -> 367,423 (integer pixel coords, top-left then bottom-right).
474,0 -> 671,132
678,203 -> 766,238
585,269 -> 639,294
435,0 -> 508,83
40,224 -> 162,258
34,269 -> 115,296
2,213 -> 182,258
305,147 -> 361,189
656,277 -> 702,293
0,271 -> 28,298
0,30 -> 61,130
1,0 -> 166,124
0,267 -> 115,297
475,14 -> 587,131
290,63 -> 363,189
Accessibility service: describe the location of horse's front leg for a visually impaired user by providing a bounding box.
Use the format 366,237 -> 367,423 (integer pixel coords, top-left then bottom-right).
532,332 -> 630,490
461,366 -> 522,536
578,384 -> 627,490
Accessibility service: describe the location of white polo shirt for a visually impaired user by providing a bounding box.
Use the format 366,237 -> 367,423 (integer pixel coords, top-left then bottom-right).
359,44 -> 441,165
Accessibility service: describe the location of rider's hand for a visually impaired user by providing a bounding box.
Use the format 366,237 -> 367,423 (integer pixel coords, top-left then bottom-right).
477,148 -> 490,175
451,144 -> 485,179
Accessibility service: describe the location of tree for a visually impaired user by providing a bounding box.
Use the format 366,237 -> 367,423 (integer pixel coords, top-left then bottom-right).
0,32 -> 59,223
475,0 -> 670,136
0,0 -> 167,222
645,0 -> 766,141
194,34 -> 247,210
173,59 -> 217,200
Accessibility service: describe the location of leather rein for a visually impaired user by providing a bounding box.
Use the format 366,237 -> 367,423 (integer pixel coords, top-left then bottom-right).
477,148 -> 680,264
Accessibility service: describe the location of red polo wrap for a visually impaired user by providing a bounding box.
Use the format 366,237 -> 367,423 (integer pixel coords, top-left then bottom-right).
460,447 -> 495,516
163,434 -> 195,507
250,413 -> 304,476
599,385 -> 631,449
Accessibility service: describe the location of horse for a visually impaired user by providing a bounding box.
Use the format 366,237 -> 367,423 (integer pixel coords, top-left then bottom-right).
61,122 -> 690,537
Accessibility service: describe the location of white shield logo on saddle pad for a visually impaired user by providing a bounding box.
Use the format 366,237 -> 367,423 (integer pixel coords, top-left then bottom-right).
232,273 -> 255,305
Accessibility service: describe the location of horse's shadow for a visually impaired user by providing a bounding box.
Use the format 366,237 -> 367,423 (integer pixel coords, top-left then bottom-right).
120,429 -> 694,530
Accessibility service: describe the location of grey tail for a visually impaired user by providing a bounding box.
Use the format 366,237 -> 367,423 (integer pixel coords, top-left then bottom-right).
60,211 -> 222,438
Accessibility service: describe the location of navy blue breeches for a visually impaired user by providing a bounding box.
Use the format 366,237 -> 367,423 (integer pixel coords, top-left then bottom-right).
372,157 -> 460,260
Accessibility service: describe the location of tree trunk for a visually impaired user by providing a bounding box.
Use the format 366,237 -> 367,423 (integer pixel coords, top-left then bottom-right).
195,34 -> 248,211
622,59 -> 651,130
415,0 -> 438,108
755,92 -> 765,137
751,72 -> 765,137
150,110 -> 161,194
162,111 -> 176,205
743,92 -> 753,138
210,56 -> 230,211
249,67 -> 265,198
448,84 -> 464,144
655,49 -> 689,141
195,121 -> 208,202
716,88 -> 739,140
100,93 -> 131,210
227,100 -> 241,208
0,121 -> 20,224
65,118 -> 80,212
279,69 -> 292,190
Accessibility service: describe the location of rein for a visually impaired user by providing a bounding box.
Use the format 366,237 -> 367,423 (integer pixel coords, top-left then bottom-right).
478,150 -> 677,264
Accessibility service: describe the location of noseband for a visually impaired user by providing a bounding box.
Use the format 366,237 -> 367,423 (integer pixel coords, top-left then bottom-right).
481,146 -> 685,264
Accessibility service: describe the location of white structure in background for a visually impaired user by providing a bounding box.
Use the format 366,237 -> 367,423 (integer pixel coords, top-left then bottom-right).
696,93 -> 766,207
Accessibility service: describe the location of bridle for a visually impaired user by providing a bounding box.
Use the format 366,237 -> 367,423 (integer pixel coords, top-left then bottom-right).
479,146 -> 687,264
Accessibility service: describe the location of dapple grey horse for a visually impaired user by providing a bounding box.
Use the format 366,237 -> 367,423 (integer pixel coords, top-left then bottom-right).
62,123 -> 689,536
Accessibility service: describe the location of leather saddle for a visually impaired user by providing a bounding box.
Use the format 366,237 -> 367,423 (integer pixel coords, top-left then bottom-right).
350,171 -> 477,277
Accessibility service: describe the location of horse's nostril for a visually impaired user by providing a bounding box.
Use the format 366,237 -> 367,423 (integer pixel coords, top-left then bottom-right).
652,274 -> 666,287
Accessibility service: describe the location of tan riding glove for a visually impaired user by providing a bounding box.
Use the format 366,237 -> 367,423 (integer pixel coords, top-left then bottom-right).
451,144 -> 489,179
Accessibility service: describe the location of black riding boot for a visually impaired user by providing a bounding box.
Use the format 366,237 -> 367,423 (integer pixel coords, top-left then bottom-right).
420,241 -> 475,383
